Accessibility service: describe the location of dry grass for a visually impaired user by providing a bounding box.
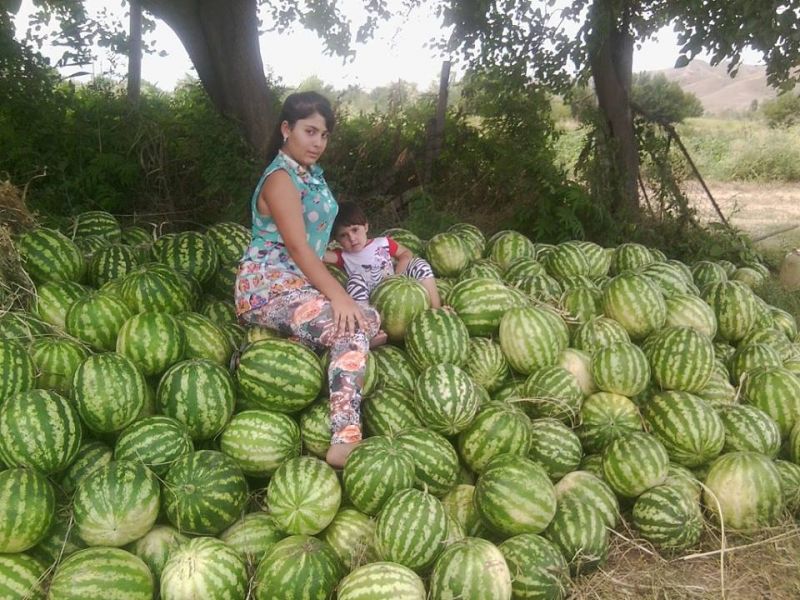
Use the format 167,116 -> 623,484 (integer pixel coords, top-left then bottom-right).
571,519 -> 800,600
0,180 -> 38,310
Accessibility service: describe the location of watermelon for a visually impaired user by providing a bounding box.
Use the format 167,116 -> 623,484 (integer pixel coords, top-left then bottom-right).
645,326 -> 714,392
499,306 -> 567,375
632,485 -> 703,552
87,243 -> 139,288
640,261 -> 697,297
664,293 -> 718,339
343,436 -> 416,516
413,363 -> 481,436
577,391 -> 642,453
0,310 -> 51,344
703,451 -> 784,530
0,389 -> 82,474
375,488 -> 449,572
449,277 -> 524,337
543,498 -> 609,575
426,232 -> 470,277
590,341 -> 650,397
543,242 -> 591,280
449,222 -> 486,260
160,536 -> 248,600
405,308 -> 470,370
523,366 -> 584,422
220,409 -> 300,477
267,455 -> 341,534
73,460 -> 160,547
16,228 -> 84,283
69,210 -> 121,241
32,280 -> 87,330
28,337 -> 87,396
702,281 -> 757,343
370,276 -> 431,342
554,470 -> 619,528
692,260 -> 728,288
487,230 -> 536,271
60,440 -> 113,495
66,290 -> 133,351
319,508 -> 378,570
219,511 -> 284,564
429,537 -> 512,600
253,535 -> 344,600
299,400 -> 330,458
528,418 -> 583,481
120,264 -> 194,314
48,547 -> 154,600
498,533 -> 569,600
116,311 -> 185,376
129,525 -> 187,581
571,316 -> 630,354
458,401 -> 532,473
601,272 -> 666,340
175,311 -> 232,366
114,415 -> 194,475
460,259 -> 504,281
382,228 -> 426,257
611,242 -> 654,274
440,485 -> 490,539
371,345 -> 418,392
151,231 -> 220,284
475,453 -> 557,537
395,427 -> 460,497
337,562 -> 426,600
0,468 -> 55,553
742,366 -> 800,437
775,460 -> 800,513
0,339 -> 36,404
0,553 -> 47,600
601,431 -> 669,498
205,221 -> 250,265
162,450 -> 249,535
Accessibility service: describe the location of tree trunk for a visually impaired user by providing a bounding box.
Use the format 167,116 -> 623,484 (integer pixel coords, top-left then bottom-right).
140,0 -> 280,158
424,60 -> 451,182
127,0 -> 142,105
588,0 -> 639,218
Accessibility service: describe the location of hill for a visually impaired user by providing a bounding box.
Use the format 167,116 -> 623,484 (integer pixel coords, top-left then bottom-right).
649,60 -> 777,115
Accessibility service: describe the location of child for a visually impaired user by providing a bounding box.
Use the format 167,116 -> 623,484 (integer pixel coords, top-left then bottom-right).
324,202 -> 442,309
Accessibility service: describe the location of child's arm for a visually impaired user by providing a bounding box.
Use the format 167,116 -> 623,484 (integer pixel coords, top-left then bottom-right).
393,244 -> 413,275
322,250 -> 339,265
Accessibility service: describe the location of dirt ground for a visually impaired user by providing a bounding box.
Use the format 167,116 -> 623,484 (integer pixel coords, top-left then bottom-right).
685,181 -> 800,259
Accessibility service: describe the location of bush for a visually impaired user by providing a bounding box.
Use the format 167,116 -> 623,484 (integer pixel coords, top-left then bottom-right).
762,92 -> 800,128
631,72 -> 704,123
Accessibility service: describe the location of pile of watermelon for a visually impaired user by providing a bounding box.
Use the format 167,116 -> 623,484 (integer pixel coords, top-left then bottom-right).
1,209 -> 800,599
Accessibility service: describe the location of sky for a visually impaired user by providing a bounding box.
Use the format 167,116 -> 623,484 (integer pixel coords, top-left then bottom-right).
13,0 -> 763,92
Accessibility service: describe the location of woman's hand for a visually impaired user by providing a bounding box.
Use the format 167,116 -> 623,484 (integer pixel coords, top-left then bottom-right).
330,294 -> 367,336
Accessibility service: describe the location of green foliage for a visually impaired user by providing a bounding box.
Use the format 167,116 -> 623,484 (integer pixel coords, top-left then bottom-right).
631,72 -> 703,123
761,92 -> 800,128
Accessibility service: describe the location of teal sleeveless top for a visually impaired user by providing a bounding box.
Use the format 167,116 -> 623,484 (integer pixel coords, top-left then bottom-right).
241,151 -> 338,274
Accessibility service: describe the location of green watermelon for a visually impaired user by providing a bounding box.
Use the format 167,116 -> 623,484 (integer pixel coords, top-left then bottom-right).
337,561 -> 426,600
429,537 -> 512,600
220,409 -> 300,477
601,431 -> 669,498
343,436 -> 415,516
0,468 -> 55,553
160,536 -> 248,600
267,455 -> 341,534
632,484 -> 703,552
16,228 -> 84,283
48,547 -> 153,600
370,276 -> 431,342
114,415 -> 194,476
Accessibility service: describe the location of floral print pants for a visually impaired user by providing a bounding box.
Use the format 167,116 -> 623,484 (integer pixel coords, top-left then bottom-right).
236,262 -> 380,445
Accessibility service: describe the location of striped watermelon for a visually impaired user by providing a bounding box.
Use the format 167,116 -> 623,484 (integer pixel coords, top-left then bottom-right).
449,222 -> 486,260
28,505 -> 87,565
75,235 -> 113,264
528,418 -> 583,481
220,409 -> 300,477
16,228 -> 84,283
48,547 -> 154,600
299,400 -> 330,458
253,535 -> 344,600
60,440 -> 113,495
742,366 -> 800,437
579,455 -> 606,480
116,311 -> 185,376
382,228 -> 426,257
375,488 -> 449,572
235,338 -> 323,412
319,508 -> 378,570
441,484 -> 490,539
460,259 -> 504,281
543,241 -> 590,280
157,358 -> 235,440
523,366 -> 584,422
498,533 -> 569,600
664,293 -> 718,339
219,511 -> 284,564
114,415 -> 193,475
558,347 -> 595,397
395,427 -> 460,497
554,470 -> 619,528
73,460 -> 160,547
151,231 -> 220,284
337,561 -> 426,600
475,453 -> 557,536
543,498 -> 609,575
601,272 -> 666,340
121,224 -> 153,252
363,385 -> 422,437
645,326 -> 714,392
343,436 -> 415,516
205,221 -> 250,265
87,243 -> 139,287
601,431 -> 669,498
120,264 -> 194,314
0,310 -> 51,344
571,316 -> 630,354
429,537 -> 512,600
740,327 -> 794,360
516,273 -> 563,302
0,339 -> 35,404
426,232 -> 470,277
611,242 -> 654,274
729,343 -> 783,384
175,311 -> 232,366
559,285 -> 602,325
162,450 -> 249,535
32,280 -> 87,330
0,468 -> 55,553
664,463 -> 702,503
488,230 -> 536,271
731,266 -> 765,288
463,337 -> 510,392
458,401 -> 533,473
577,391 -> 642,453
775,460 -> 800,513
371,345 -> 418,392
499,306 -> 567,375
66,290 -> 132,351
449,277 -> 524,337
160,536 -> 248,600
69,210 -> 121,241
703,451 -> 784,530
72,352 -> 146,434
502,257 -> 544,285
370,276 -> 431,342
267,455 -> 341,534
642,390 -> 725,467
640,261 -> 698,297
129,525 -> 188,581
696,368 -> 737,405
632,484 -> 703,552
200,297 -> 236,325
702,281 -> 757,343
414,363 -> 481,436
770,307 -> 798,341
0,553 -> 47,600
692,260 -> 728,288
0,389 -> 81,474
590,341 -> 650,397
405,308 -> 470,370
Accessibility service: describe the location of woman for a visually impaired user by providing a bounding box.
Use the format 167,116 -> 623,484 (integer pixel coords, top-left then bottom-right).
235,91 -> 381,468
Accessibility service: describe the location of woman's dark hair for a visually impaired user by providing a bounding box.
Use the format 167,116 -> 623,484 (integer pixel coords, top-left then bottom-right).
333,201 -> 368,231
266,91 -> 336,160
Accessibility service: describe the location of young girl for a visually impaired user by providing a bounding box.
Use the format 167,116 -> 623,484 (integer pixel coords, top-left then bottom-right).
324,201 -> 442,309
234,92 -> 381,468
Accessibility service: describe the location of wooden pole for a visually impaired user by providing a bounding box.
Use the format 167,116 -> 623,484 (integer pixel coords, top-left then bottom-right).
127,0 -> 143,105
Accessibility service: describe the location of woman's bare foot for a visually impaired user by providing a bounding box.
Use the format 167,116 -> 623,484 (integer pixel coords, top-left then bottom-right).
326,441 -> 360,469
369,330 -> 388,348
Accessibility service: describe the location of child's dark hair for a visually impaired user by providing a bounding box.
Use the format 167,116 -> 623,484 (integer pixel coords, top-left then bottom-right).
266,91 -> 336,160
333,201 -> 368,232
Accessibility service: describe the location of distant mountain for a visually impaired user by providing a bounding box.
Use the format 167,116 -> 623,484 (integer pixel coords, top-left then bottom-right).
647,60 -> 777,115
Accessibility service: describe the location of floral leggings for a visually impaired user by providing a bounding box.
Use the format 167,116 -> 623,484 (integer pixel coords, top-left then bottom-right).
235,262 -> 380,445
